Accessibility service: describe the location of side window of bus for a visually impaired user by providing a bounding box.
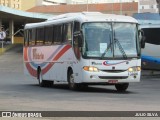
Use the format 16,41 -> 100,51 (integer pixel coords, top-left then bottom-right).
74,21 -> 80,32
61,23 -> 72,44
73,21 -> 81,59
63,24 -> 68,43
66,23 -> 72,44
31,29 -> 36,46
24,30 -> 28,46
54,25 -> 63,44
44,26 -> 53,45
36,27 -> 44,45
28,29 -> 32,46
143,28 -> 160,45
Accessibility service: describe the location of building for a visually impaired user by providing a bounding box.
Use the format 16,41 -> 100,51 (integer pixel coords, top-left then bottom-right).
1,0 -> 159,13
0,0 -> 36,11
156,0 -> 160,13
70,0 -> 139,4
21,0 -> 36,11
36,0 -> 138,5
139,0 -> 158,13
0,5 -> 53,44
27,2 -> 138,16
34,0 -> 159,14
0,0 -> 21,10
36,0 -> 62,6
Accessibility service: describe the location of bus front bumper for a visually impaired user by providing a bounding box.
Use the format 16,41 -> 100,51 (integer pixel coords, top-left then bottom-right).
80,70 -> 140,84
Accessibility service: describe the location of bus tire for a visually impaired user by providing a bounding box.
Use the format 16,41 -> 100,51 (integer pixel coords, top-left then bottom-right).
44,80 -> 54,87
38,69 -> 45,87
68,70 -> 79,90
115,83 -> 129,92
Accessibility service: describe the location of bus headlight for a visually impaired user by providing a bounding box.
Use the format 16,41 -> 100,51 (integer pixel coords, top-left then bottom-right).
83,66 -> 99,72
137,66 -> 141,71
128,66 -> 141,72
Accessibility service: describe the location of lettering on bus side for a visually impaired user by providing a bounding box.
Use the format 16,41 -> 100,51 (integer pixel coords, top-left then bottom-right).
92,62 -> 102,65
33,48 -> 44,60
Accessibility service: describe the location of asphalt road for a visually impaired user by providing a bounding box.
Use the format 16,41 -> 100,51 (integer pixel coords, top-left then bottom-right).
0,45 -> 160,120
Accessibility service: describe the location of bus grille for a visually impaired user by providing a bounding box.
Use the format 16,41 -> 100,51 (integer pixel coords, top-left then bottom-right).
99,76 -> 128,79
101,70 -> 126,73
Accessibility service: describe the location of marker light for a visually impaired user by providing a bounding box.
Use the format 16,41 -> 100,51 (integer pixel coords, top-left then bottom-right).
128,66 -> 141,72
137,66 -> 141,71
83,66 -> 99,72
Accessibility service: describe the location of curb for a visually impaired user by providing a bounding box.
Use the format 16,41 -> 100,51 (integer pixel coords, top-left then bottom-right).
0,44 -> 17,55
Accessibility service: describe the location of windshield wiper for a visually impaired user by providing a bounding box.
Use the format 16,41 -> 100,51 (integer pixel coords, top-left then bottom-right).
100,29 -> 128,59
113,29 -> 127,59
114,38 -> 127,59
100,38 -> 127,59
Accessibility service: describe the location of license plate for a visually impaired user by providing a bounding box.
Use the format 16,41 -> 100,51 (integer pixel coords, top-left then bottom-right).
108,80 -> 118,84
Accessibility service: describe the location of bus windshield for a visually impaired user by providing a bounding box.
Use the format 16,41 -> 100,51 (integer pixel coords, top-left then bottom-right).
82,22 -> 140,59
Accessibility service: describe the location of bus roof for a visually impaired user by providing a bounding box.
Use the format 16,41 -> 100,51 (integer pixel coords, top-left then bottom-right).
140,23 -> 160,29
25,12 -> 138,29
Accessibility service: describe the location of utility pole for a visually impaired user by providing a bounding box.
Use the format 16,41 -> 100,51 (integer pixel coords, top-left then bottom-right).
87,0 -> 88,11
120,0 -> 123,15
112,1 -> 114,14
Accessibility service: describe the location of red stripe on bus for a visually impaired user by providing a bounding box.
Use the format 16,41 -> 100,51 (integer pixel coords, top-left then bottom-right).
25,45 -> 71,77
26,63 -> 37,77
42,45 -> 71,74
24,47 -> 28,61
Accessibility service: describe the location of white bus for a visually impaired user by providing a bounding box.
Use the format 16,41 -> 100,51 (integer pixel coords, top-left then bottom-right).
140,24 -> 160,70
24,12 -> 144,92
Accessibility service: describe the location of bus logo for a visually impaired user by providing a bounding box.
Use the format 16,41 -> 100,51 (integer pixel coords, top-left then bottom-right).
33,48 -> 44,60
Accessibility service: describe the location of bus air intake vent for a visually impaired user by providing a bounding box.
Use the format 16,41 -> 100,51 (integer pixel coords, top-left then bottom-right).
101,70 -> 126,73
99,76 -> 128,79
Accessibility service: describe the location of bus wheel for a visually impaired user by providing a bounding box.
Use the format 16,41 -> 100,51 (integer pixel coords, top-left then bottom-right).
115,83 -> 129,92
68,70 -> 79,90
38,69 -> 45,87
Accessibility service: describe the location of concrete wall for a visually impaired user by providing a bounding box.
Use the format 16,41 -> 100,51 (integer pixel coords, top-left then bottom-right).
14,37 -> 23,44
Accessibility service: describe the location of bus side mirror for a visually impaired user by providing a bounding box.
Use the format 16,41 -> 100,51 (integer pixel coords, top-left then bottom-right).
78,32 -> 83,48
139,30 -> 145,48
73,31 -> 83,47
